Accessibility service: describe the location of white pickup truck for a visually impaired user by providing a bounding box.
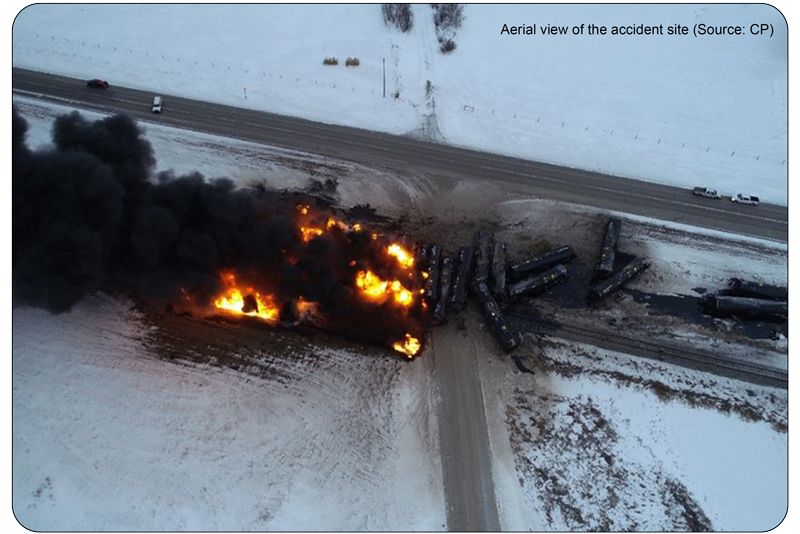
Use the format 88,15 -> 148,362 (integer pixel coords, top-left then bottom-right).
731,193 -> 760,206
692,186 -> 721,199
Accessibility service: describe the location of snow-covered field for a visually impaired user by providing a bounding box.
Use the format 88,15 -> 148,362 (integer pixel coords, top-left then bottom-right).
13,294 -> 445,531
12,98 -> 788,531
479,337 -> 787,531
11,4 -> 788,203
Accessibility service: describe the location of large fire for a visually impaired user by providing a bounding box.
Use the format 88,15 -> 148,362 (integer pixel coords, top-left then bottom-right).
387,244 -> 415,269
393,333 -> 422,358
198,201 -> 427,358
213,272 -> 280,323
300,226 -> 324,242
355,270 -> 416,307
298,210 -> 351,243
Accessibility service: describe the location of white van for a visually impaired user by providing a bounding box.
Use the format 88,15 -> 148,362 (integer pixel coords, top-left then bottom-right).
152,96 -> 163,113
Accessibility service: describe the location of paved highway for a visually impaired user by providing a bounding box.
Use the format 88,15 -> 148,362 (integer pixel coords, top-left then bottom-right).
13,67 -> 787,243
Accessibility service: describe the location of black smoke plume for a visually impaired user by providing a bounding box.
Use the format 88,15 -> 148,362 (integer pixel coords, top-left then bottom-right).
13,108 -> 425,349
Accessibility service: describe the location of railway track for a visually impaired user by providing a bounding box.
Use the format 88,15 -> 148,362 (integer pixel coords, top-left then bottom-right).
506,311 -> 788,389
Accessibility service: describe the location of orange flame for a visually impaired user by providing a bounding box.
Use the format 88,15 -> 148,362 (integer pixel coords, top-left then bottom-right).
300,226 -> 324,242
213,272 -> 279,323
327,217 -> 349,231
300,217 -> 348,243
296,297 -> 318,319
387,244 -> 415,269
356,270 -> 415,307
393,333 -> 421,358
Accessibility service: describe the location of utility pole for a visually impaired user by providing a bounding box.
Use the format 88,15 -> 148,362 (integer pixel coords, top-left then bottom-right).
382,58 -> 386,98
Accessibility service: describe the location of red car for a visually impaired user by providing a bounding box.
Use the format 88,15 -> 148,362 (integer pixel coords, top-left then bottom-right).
86,79 -> 109,89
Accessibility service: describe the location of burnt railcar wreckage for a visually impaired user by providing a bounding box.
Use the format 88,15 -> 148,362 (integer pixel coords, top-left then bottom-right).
507,264 -> 569,299
595,218 -> 622,280
414,243 -> 430,271
450,246 -> 475,311
474,281 -> 520,352
508,245 -> 575,279
727,278 -> 788,301
703,295 -> 788,321
588,256 -> 648,301
433,257 -> 454,324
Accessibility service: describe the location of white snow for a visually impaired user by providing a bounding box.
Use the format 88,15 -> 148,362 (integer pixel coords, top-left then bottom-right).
479,338 -> 788,531
11,3 -> 788,203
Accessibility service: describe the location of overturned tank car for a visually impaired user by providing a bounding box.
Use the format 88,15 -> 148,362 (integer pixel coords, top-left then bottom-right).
728,278 -> 788,301
508,245 -> 574,279
424,244 -> 443,305
588,256 -> 648,301
450,246 -> 475,311
490,241 -> 507,299
704,295 -> 787,321
474,281 -> 520,352
507,264 -> 569,299
433,257 -> 454,324
594,218 -> 622,280
472,230 -> 493,285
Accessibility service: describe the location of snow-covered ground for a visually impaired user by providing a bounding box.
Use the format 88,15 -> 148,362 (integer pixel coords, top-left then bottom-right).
13,293 -> 445,531
479,337 -> 787,531
11,4 -> 788,203
12,98 -> 788,531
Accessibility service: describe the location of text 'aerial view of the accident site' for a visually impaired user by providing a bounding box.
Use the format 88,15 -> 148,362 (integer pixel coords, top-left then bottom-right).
11,3 -> 788,532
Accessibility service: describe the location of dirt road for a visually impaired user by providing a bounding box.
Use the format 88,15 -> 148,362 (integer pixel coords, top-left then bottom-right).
432,324 -> 501,531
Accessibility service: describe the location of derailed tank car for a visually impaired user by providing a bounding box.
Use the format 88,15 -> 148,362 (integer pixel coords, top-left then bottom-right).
728,278 -> 788,301
588,256 -> 648,301
490,241 -> 507,299
433,257 -> 454,324
508,245 -> 574,279
595,218 -> 622,280
704,295 -> 788,321
414,243 -> 430,271
472,230 -> 493,285
507,264 -> 569,299
474,281 -> 520,352
424,244 -> 442,305
450,246 -> 475,311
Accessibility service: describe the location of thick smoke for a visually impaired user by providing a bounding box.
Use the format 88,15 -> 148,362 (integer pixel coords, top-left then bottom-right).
13,109 -> 132,312
13,108 -> 424,347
